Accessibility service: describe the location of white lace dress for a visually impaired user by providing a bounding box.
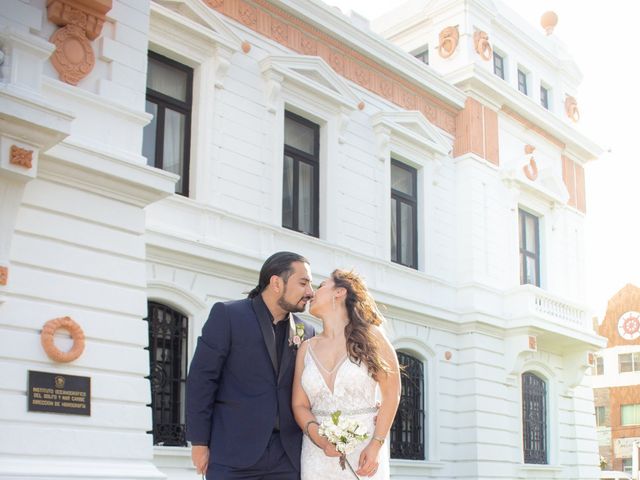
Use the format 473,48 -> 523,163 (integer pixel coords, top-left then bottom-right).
300,341 -> 390,480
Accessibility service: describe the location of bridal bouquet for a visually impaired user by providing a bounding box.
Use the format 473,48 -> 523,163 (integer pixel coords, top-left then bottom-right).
318,410 -> 368,476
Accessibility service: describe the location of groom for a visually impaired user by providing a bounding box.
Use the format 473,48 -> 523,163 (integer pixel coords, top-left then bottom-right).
186,251 -> 316,479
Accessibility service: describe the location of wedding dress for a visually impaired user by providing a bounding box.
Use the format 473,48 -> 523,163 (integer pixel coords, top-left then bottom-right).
300,340 -> 390,480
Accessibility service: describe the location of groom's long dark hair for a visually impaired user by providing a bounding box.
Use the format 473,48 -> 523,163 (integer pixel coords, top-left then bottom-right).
247,251 -> 309,299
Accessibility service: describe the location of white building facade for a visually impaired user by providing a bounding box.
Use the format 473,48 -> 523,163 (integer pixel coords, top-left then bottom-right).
0,0 -> 604,479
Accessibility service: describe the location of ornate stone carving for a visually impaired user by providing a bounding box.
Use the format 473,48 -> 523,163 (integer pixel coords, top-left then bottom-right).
540,11 -> 558,35
473,30 -> 492,61
528,335 -> 537,351
438,25 -> 459,58
565,95 -> 580,122
523,144 -> 538,181
47,0 -> 113,85
241,41 -> 252,54
10,145 -> 33,169
0,266 -> 7,286
204,0 -> 224,8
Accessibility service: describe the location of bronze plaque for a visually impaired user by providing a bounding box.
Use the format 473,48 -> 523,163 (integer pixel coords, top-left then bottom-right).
28,370 -> 91,416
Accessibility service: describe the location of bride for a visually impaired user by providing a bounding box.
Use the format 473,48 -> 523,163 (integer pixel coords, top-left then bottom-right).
292,269 -> 401,479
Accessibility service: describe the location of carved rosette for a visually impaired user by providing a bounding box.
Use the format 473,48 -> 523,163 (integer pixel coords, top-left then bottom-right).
10,145 -> 33,169
438,25 -> 459,58
565,95 -> 580,122
0,266 -> 7,286
473,30 -> 492,61
47,0 -> 113,85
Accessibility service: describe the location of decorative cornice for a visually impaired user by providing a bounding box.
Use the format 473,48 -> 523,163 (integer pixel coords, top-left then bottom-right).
202,0 -> 462,135
47,0 -> 113,85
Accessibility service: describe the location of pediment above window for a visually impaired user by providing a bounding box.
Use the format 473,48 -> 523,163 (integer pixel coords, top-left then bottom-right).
501,152 -> 569,206
371,111 -> 451,161
151,0 -> 241,57
260,55 -> 360,112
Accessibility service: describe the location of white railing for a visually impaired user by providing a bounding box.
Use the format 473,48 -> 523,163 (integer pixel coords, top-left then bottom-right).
533,293 -> 586,328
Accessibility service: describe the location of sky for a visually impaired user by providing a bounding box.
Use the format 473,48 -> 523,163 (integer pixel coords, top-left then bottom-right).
325,0 -> 640,318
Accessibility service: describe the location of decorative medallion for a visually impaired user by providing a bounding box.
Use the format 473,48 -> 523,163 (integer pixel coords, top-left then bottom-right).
618,311 -> 640,340
473,30 -> 492,61
528,335 -> 537,350
565,95 -> 580,122
10,145 -> 33,169
438,25 -> 459,59
50,24 -> 95,85
41,316 -> 86,363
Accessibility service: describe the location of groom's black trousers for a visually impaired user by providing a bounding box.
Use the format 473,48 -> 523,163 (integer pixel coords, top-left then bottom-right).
208,432 -> 299,480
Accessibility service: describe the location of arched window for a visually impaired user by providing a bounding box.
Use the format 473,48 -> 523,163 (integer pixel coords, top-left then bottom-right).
390,351 -> 425,460
522,371 -> 547,464
145,301 -> 189,446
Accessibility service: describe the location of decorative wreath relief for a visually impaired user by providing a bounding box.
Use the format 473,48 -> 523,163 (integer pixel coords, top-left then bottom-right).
41,316 -> 85,363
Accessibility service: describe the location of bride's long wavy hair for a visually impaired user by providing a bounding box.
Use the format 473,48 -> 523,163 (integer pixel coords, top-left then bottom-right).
331,269 -> 390,380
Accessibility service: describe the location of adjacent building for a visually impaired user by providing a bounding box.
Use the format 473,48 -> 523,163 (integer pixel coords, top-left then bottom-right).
593,284 -> 640,474
0,0 -> 605,478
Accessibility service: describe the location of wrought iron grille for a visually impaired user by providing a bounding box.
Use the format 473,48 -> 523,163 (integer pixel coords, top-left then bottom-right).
390,351 -> 425,460
522,372 -> 547,464
146,302 -> 189,446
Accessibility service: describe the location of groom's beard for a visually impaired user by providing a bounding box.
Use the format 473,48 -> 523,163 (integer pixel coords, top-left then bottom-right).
277,286 -> 309,313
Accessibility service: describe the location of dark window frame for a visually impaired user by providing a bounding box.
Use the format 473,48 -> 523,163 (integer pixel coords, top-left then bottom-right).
391,159 -> 418,269
519,208 -> 540,287
518,68 -> 528,95
595,356 -> 604,375
540,85 -> 549,109
145,51 -> 193,197
145,301 -> 189,447
522,372 -> 547,464
390,351 -> 425,460
595,406 -> 607,427
283,110 -> 320,238
493,51 -> 505,79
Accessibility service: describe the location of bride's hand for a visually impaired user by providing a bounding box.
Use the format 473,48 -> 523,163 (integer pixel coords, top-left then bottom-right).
322,443 -> 341,457
356,442 -> 381,477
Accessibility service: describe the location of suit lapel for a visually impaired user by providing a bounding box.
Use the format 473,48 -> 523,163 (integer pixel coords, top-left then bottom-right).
251,296 -> 277,376
278,313 -> 297,383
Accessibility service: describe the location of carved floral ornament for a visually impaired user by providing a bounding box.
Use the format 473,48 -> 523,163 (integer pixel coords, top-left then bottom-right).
41,316 -> 86,363
47,0 -> 113,85
565,95 -> 580,122
473,29 -> 492,61
438,25 -> 459,59
10,145 -> 33,169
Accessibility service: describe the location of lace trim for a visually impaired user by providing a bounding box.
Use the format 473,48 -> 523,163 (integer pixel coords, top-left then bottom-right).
312,406 -> 378,417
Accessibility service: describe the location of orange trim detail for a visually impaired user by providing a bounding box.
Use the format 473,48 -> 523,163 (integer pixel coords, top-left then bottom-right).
523,157 -> 538,181
501,106 -> 565,149
41,316 -> 86,363
0,266 -> 7,286
203,0 -> 459,134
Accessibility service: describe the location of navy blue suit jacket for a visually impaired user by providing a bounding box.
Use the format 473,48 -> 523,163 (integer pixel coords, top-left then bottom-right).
186,296 -> 315,470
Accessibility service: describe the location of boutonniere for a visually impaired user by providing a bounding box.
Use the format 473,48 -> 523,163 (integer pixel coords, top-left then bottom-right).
288,322 -> 305,349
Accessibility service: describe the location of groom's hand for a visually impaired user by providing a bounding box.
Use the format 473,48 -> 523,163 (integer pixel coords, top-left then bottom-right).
192,445 -> 209,475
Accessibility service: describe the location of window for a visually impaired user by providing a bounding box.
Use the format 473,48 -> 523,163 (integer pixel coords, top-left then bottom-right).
493,51 -> 505,79
595,356 -> 604,375
517,68 -> 528,95
621,404 -> 640,426
146,301 -> 189,446
413,47 -> 429,65
618,352 -> 640,373
519,209 -> 540,286
391,352 -> 425,460
595,406 -> 607,427
391,160 -> 418,269
623,458 -> 633,473
143,52 -> 193,196
540,85 -> 549,109
522,372 -> 547,464
283,111 -> 320,237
